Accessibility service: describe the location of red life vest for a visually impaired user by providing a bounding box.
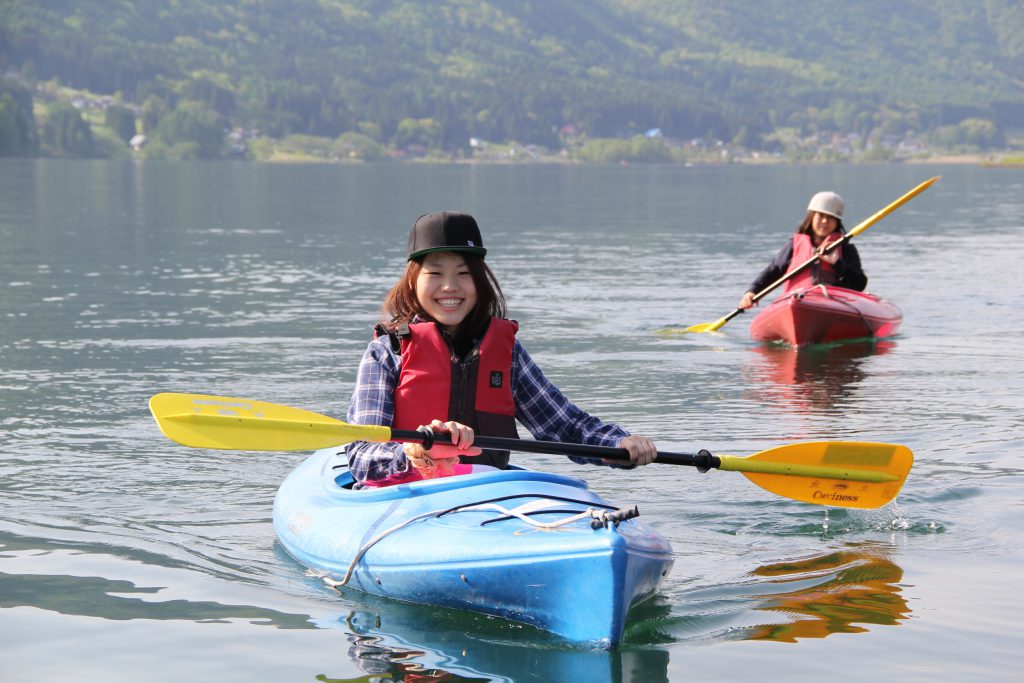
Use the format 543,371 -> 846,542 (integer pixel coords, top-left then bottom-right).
388,318 -> 519,469
783,232 -> 842,293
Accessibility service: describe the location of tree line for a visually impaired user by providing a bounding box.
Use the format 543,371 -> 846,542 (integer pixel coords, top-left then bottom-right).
1,0 -> 1021,160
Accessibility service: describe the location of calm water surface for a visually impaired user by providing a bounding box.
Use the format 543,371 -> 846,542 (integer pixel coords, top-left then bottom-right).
2,160 -> 1021,682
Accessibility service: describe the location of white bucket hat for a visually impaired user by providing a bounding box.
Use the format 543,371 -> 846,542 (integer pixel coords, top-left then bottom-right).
807,191 -> 844,220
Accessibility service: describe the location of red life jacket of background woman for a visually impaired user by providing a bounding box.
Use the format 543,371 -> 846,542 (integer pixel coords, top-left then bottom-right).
783,232 -> 842,293
388,318 -> 519,469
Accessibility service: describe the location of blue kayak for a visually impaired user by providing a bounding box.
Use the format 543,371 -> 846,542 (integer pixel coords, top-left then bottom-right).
272,447 -> 674,646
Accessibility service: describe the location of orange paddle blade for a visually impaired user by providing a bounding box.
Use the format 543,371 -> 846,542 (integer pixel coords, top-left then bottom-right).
718,442 -> 913,509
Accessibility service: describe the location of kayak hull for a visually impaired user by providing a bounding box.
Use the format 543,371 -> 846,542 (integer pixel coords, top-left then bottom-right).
272,448 -> 673,646
750,286 -> 902,346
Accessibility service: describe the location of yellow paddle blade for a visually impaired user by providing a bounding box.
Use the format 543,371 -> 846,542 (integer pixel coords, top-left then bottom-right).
148,392 -> 392,451
685,318 -> 728,334
651,317 -> 730,335
718,442 -> 913,509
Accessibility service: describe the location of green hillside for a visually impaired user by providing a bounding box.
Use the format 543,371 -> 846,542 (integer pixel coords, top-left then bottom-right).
1,0 -> 1022,160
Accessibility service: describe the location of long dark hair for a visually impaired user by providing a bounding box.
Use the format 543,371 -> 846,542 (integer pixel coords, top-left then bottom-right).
381,253 -> 507,355
795,211 -> 846,236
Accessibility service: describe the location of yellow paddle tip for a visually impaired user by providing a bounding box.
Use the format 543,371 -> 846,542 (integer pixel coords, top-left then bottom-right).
148,392 -> 388,452
686,322 -> 721,334
652,322 -> 723,335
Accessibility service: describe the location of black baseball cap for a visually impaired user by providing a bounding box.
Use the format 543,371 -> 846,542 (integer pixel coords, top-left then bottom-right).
407,211 -> 487,261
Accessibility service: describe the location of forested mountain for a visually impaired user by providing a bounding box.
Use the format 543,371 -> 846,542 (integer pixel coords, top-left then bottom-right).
1,0 -> 1022,160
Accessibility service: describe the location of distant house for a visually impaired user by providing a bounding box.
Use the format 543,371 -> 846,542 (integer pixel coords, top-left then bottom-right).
404,143 -> 428,158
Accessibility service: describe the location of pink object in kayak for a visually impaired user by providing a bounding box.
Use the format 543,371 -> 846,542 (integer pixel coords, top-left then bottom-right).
749,285 -> 902,347
360,462 -> 476,488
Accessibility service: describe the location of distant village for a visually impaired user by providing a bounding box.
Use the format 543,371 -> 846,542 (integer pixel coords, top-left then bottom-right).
13,73 -> 1019,165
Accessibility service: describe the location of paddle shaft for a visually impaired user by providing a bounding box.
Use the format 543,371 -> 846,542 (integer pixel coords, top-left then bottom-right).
400,426 -> 716,468
402,427 -> 898,483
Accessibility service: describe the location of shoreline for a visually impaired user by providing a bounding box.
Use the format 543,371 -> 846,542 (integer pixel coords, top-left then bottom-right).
4,152 -> 1021,167
241,151 -> 1024,166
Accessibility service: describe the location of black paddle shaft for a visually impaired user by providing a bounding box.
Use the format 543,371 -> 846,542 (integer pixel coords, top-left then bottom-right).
395,427 -> 721,471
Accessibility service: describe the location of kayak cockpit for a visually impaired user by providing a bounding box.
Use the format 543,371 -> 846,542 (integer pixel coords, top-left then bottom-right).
318,447 -> 595,501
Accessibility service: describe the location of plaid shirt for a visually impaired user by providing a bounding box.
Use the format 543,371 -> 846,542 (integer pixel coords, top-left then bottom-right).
345,330 -> 631,485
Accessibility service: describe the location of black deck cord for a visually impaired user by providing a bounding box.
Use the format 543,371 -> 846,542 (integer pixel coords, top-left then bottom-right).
479,509 -> 593,526
436,493 -> 619,518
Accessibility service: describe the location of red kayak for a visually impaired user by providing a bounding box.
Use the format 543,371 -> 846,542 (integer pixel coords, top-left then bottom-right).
749,285 -> 902,346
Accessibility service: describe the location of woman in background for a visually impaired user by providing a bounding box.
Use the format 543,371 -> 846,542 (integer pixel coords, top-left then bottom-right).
739,190 -> 867,309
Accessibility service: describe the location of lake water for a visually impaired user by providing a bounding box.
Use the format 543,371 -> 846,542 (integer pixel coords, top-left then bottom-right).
2,159 -> 1021,682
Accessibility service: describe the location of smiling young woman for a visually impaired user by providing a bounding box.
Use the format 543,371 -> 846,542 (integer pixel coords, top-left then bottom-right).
344,210 -> 658,488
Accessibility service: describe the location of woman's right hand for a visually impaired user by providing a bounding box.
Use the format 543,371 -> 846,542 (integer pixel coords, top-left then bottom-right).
739,291 -> 756,309
403,420 -> 481,478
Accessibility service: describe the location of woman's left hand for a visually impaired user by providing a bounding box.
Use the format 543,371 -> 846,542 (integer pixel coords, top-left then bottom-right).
423,419 -> 481,477
614,435 -> 657,467
429,419 -> 476,450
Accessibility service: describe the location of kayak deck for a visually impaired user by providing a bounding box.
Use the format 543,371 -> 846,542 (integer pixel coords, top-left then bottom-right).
273,448 -> 674,645
750,285 -> 902,346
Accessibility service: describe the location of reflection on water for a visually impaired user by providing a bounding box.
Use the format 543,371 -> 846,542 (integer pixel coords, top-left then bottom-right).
742,545 -> 909,643
0,536 -> 313,628
0,570 -> 307,626
326,630 -> 495,683
313,597 -> 671,683
743,340 -> 895,413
